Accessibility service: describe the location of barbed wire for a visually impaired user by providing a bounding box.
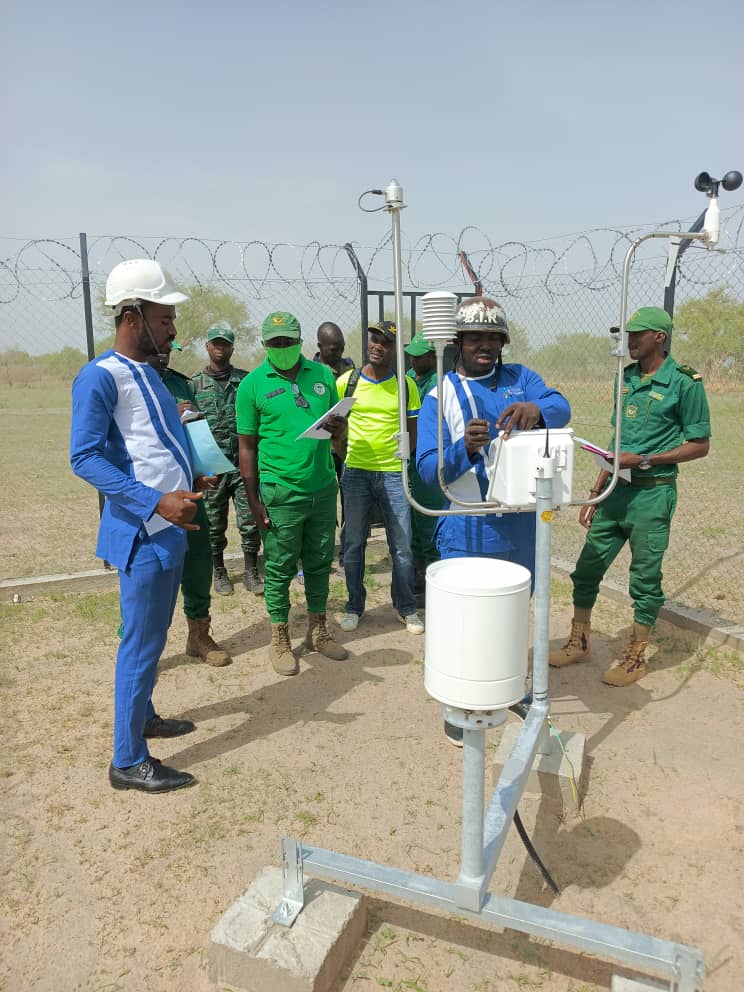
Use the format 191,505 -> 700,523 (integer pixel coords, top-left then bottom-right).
1,204 -> 743,306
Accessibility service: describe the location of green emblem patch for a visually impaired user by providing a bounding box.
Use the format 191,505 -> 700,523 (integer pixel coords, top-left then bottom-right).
625,404 -> 638,418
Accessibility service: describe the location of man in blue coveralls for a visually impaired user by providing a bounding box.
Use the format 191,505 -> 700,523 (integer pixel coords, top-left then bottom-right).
416,296 -> 570,744
71,259 -> 206,794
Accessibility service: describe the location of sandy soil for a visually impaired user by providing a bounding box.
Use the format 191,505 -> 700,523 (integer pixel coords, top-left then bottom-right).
1,548 -> 743,992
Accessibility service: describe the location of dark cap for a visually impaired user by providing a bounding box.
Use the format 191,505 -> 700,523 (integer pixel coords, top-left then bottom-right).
368,320 -> 397,342
207,323 -> 235,344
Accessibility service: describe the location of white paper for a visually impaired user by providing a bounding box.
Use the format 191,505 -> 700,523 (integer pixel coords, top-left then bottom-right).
184,419 -> 236,476
296,396 -> 357,440
180,408 -> 202,424
591,452 -> 631,482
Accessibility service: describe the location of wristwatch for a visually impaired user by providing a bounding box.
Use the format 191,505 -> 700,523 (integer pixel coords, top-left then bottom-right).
638,454 -> 652,470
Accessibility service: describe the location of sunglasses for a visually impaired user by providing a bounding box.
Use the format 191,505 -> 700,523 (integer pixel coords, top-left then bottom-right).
291,382 -> 310,409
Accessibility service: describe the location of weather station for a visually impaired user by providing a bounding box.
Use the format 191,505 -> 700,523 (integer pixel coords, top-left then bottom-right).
210,172 -> 740,992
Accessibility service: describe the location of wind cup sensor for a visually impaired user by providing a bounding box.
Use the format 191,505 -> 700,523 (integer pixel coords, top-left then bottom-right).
694,168 -> 743,248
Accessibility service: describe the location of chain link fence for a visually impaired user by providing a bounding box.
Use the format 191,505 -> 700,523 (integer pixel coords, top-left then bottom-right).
1,209 -> 742,626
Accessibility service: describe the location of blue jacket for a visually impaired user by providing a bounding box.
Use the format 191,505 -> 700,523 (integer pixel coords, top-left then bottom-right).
70,351 -> 192,572
416,363 -> 570,568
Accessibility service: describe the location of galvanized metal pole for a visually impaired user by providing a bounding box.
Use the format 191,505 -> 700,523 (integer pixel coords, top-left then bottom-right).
456,728 -> 486,907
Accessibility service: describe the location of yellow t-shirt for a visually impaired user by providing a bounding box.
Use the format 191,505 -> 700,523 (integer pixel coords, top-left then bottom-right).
337,370 -> 421,472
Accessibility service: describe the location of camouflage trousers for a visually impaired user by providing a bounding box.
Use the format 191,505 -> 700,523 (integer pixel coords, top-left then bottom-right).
203,470 -> 261,556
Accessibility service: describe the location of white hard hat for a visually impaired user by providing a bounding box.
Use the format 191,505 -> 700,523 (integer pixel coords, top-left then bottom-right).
104,259 -> 188,315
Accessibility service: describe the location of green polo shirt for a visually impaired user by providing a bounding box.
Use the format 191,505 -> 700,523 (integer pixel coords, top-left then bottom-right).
236,356 -> 339,493
610,355 -> 711,480
406,365 -> 437,400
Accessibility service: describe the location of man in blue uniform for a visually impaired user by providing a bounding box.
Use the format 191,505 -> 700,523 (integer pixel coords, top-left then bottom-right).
416,296 -> 570,744
71,259 -> 204,793
416,297 -> 570,572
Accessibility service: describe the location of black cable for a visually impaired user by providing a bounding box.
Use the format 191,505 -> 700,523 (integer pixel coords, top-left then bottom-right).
358,190 -> 386,213
513,809 -> 559,895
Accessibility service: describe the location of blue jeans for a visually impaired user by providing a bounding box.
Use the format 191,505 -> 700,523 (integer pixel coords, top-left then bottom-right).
342,467 -> 416,617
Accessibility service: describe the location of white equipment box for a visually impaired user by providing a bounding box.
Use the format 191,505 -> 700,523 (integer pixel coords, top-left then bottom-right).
485,428 -> 575,508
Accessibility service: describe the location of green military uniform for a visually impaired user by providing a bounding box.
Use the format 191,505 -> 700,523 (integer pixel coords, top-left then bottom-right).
159,369 -> 213,619
571,356 -> 711,626
406,365 -> 444,568
191,366 -> 260,557
236,356 -> 339,623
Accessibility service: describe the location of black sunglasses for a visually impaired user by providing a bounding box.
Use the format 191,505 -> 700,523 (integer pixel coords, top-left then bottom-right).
291,382 -> 310,409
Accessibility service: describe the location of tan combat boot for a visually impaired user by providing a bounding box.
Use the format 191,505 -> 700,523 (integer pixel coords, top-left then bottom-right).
269,622 -> 299,676
185,616 -> 232,667
305,612 -> 348,661
549,617 -> 591,667
602,624 -> 650,686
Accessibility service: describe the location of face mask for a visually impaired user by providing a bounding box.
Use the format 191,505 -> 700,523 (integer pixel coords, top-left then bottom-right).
266,343 -> 302,370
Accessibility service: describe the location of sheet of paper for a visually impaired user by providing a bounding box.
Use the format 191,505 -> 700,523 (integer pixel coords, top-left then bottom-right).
184,419 -> 236,476
296,396 -> 357,440
180,408 -> 202,424
591,452 -> 631,482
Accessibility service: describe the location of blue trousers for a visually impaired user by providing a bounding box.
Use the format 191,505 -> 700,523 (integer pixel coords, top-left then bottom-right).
113,539 -> 183,768
342,467 -> 416,618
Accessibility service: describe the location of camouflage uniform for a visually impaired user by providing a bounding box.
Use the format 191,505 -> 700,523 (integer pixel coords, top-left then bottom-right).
191,367 -> 260,556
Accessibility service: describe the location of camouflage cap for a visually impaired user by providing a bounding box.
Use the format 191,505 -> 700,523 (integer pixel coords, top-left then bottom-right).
261,311 -> 302,342
626,307 -> 671,335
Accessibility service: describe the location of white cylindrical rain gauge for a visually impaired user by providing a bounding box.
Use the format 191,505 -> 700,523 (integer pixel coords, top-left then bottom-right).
424,557 -> 530,711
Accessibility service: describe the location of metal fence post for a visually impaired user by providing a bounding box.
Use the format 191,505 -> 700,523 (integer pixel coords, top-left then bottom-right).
344,243 -> 368,363
79,232 -> 108,545
79,233 -> 96,362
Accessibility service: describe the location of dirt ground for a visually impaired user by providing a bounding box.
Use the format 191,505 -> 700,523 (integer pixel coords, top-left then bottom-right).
1,546 -> 743,992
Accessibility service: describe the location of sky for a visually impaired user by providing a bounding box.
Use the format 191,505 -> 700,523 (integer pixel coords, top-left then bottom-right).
3,0 -> 743,251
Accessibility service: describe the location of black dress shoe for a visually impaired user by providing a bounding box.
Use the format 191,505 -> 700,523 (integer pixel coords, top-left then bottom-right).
143,715 -> 196,738
109,758 -> 196,793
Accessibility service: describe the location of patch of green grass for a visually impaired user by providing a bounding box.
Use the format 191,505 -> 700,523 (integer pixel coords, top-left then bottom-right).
677,644 -> 744,684
295,810 -> 319,830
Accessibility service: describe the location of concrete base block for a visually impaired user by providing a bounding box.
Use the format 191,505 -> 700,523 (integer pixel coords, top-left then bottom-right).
208,866 -> 366,992
492,722 -> 586,815
611,976 -> 667,991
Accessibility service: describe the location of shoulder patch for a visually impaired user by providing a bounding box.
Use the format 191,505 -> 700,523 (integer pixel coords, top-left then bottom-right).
677,364 -> 702,381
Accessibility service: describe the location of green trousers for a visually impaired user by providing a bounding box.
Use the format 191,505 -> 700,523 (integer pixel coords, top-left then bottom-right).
409,462 -> 443,567
571,482 -> 678,627
260,481 -> 338,623
203,470 -> 260,556
182,500 -> 212,619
